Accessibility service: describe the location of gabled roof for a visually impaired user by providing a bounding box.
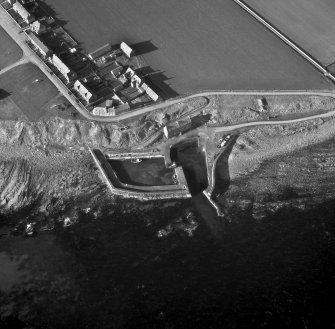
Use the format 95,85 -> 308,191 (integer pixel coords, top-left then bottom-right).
88,43 -> 111,60
52,54 -> 71,74
74,80 -> 95,101
27,32 -> 50,55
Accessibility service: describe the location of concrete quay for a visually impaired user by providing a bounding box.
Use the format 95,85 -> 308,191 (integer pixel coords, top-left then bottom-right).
90,149 -> 191,200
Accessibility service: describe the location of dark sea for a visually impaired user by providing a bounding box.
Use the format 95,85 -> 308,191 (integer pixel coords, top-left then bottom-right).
1,191 -> 335,329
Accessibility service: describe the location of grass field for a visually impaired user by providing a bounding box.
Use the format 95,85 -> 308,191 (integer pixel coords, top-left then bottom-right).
0,63 -> 59,121
42,0 -> 332,95
0,26 -> 22,69
244,0 -> 335,68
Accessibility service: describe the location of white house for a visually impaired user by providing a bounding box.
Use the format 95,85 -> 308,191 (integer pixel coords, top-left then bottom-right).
30,20 -> 47,35
13,2 -> 35,23
52,54 -> 77,83
120,41 -> 134,58
27,32 -> 52,58
74,80 -> 97,104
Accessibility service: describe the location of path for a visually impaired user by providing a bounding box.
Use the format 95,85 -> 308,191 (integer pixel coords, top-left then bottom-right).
0,56 -> 30,75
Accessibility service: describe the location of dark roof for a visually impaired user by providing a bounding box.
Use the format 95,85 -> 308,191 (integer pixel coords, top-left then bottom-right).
88,43 -> 111,60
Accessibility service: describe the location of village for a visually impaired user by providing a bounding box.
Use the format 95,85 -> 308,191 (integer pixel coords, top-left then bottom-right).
2,0 -> 160,117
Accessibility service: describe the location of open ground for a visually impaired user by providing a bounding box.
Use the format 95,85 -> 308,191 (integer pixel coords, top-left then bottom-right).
42,0 -> 332,95
244,0 -> 335,70
0,26 -> 22,69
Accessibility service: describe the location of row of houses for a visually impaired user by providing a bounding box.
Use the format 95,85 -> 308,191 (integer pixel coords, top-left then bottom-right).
26,32 -> 79,84
26,32 -> 98,106
10,0 -> 159,115
92,95 -> 130,116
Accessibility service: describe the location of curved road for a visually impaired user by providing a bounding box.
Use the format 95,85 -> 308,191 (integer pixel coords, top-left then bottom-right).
212,108 -> 335,133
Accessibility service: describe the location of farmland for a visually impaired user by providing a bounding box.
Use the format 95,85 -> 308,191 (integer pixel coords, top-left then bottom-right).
0,26 -> 22,69
244,0 -> 335,69
0,63 -> 59,121
42,0 -> 332,96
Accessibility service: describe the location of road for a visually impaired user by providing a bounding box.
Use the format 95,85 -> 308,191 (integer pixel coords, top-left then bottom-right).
211,109 -> 335,133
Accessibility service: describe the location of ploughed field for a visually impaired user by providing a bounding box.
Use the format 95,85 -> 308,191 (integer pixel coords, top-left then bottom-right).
42,0 -> 332,94
244,0 -> 335,71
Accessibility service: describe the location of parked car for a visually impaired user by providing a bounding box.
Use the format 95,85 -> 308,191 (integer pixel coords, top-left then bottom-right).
217,135 -> 231,148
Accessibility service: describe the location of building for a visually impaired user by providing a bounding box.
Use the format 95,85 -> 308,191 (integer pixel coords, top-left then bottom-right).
74,80 -> 97,104
21,0 -> 37,4
52,54 -> 77,83
110,61 -> 123,78
13,2 -> 35,23
92,107 -> 113,116
257,97 -> 267,112
88,43 -> 111,61
26,31 -> 52,58
141,82 -> 159,101
44,16 -> 56,26
92,103 -> 129,116
7,0 -> 16,5
130,74 -> 142,89
110,79 -> 123,91
30,20 -> 47,35
119,66 -> 136,84
163,117 -> 192,139
120,41 -> 134,58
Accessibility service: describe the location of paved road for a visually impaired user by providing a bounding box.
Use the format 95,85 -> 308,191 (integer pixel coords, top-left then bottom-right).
211,109 -> 335,133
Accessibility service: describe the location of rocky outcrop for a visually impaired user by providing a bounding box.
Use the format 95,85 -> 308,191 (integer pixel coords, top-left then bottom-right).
0,118 -> 125,149
0,160 -> 33,210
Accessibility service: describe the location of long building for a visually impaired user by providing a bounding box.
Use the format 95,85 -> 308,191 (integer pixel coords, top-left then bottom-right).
88,43 -> 111,61
13,1 -> 35,23
163,117 -> 192,138
92,103 -> 129,116
52,54 -> 77,83
26,31 -> 52,58
141,82 -> 159,101
73,80 -> 97,104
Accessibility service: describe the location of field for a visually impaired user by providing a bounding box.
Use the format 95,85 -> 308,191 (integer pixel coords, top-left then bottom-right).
0,26 -> 22,69
42,0 -> 332,95
244,0 -> 335,69
0,63 -> 59,121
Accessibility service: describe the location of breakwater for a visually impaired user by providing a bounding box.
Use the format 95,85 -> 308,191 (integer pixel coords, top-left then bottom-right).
90,149 -> 191,200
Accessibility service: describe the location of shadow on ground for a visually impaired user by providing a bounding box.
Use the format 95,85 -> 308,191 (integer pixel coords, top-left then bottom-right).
212,135 -> 239,198
144,71 -> 179,100
37,1 -> 68,28
130,40 -> 158,56
0,89 -> 11,100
